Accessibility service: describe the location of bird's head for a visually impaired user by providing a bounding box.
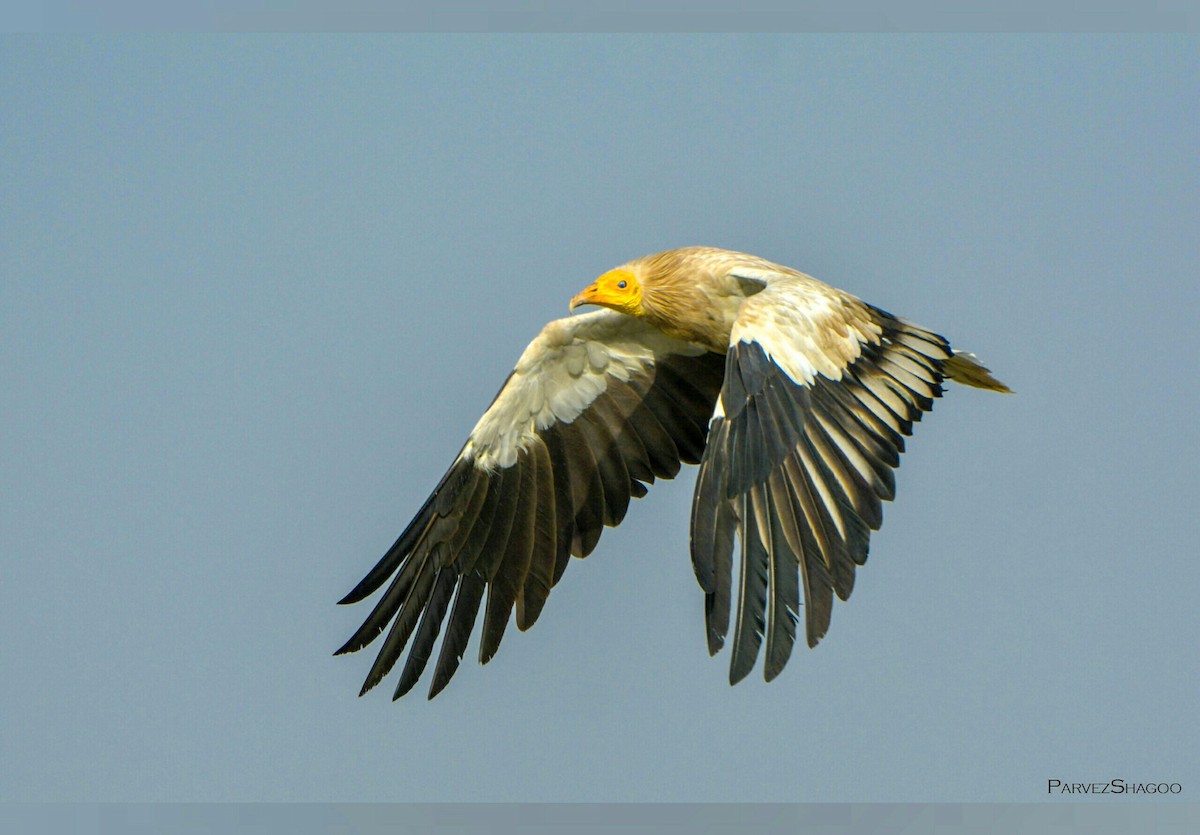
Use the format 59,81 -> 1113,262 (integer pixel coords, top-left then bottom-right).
569,268 -> 644,317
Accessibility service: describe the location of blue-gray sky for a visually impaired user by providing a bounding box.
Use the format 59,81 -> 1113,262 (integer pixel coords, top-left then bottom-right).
2,35 -> 1197,802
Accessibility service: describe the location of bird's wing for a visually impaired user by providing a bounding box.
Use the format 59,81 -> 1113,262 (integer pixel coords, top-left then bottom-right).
690,273 -> 952,684
338,308 -> 725,700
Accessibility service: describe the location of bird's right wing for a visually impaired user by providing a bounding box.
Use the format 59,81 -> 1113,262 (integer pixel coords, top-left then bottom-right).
337,309 -> 726,700
690,274 -> 953,684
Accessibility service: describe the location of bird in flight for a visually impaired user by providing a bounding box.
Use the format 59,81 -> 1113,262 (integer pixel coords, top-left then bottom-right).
336,246 -> 1010,701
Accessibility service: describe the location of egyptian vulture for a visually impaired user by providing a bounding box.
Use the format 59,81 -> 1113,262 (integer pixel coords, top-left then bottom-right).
337,246 -> 1009,700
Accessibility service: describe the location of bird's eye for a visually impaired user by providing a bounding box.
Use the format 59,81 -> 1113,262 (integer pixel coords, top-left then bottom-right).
618,280 -> 627,289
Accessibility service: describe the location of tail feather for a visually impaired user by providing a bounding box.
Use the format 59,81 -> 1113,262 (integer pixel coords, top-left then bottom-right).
943,351 -> 1012,393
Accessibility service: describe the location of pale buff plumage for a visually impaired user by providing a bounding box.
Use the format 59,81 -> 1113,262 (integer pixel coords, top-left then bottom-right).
338,246 -> 1009,700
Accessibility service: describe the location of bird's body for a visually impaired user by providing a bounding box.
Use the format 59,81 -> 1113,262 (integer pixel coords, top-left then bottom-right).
337,246 -> 1009,700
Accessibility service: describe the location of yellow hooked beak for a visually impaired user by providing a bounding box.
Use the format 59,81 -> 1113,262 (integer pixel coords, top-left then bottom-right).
569,283 -> 601,312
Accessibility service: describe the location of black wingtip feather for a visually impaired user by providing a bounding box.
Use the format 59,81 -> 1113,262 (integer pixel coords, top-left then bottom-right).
427,572 -> 486,699
392,568 -> 458,700
516,440 -> 557,632
763,476 -> 799,682
478,458 -> 536,664
356,545 -> 442,696
703,500 -> 736,655
728,489 -> 769,686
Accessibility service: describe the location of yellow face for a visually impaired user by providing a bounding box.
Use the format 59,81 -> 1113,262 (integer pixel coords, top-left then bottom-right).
569,268 -> 644,316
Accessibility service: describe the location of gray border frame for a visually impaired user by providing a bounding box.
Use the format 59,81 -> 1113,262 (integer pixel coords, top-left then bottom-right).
2,803 -> 1200,832
4,1 -> 1198,33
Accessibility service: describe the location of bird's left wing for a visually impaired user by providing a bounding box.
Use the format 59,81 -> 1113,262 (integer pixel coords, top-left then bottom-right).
690,273 -> 952,684
337,309 -> 725,699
